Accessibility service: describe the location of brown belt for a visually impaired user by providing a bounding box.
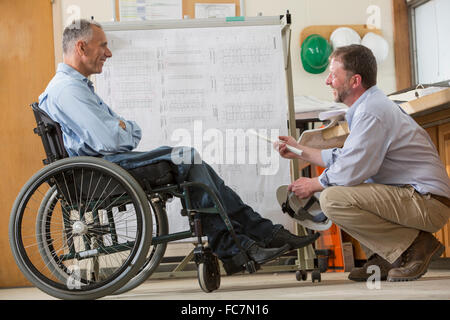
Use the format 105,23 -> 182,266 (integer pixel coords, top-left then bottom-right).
431,194 -> 450,207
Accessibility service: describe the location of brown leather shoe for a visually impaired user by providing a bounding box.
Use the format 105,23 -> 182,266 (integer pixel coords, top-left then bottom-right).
348,254 -> 401,282
387,231 -> 445,282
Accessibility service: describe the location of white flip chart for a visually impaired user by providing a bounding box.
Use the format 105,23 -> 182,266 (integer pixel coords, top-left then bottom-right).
95,20 -> 294,236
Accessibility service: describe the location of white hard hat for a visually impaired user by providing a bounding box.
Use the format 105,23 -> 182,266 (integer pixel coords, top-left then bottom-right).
361,32 -> 389,64
329,27 -> 361,50
276,185 -> 332,231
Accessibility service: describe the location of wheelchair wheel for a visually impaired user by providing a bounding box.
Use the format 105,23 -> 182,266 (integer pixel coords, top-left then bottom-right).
36,185 -> 70,283
113,200 -> 168,295
197,248 -> 221,293
9,157 -> 152,300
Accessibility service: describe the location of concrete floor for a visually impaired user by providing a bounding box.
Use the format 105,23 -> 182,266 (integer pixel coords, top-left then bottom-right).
1,270 -> 450,300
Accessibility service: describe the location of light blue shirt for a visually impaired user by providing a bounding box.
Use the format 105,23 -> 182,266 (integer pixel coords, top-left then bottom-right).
319,85 -> 450,198
39,63 -> 142,156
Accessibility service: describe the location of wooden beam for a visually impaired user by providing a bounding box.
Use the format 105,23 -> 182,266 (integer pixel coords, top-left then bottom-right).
115,0 -> 120,21
392,0 -> 412,90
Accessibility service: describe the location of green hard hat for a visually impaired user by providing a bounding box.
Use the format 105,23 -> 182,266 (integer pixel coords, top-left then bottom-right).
301,34 -> 332,74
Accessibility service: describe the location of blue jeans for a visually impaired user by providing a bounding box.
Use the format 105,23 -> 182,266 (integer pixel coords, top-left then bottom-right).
104,146 -> 282,269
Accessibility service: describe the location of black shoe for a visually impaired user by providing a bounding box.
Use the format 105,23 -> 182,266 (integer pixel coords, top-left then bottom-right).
268,228 -> 320,249
247,244 -> 290,265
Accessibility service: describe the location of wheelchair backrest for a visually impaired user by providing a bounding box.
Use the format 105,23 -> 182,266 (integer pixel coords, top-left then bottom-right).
31,102 -> 68,165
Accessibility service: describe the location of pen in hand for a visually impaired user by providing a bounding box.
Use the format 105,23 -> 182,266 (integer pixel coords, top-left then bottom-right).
277,136 -> 304,158
248,129 -> 303,157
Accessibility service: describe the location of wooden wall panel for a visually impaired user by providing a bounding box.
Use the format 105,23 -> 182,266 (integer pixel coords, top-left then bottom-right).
423,116 -> 450,258
0,0 -> 55,288
425,126 -> 438,148
299,24 -> 382,44
424,126 -> 446,257
438,122 -> 450,257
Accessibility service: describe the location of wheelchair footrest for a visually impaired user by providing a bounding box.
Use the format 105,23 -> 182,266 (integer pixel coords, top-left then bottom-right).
184,207 -> 220,216
221,250 -> 260,275
245,260 -> 258,274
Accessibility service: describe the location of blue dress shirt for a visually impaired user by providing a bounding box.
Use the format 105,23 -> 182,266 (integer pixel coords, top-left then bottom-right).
319,85 -> 450,198
39,63 -> 142,157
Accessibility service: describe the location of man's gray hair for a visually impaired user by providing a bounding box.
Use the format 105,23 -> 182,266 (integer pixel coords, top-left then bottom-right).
62,19 -> 103,55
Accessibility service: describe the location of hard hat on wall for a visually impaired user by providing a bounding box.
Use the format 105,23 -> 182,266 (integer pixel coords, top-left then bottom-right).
301,34 -> 332,74
330,27 -> 361,49
361,32 -> 389,64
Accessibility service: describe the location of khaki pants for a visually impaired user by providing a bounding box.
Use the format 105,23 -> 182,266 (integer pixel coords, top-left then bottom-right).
319,184 -> 450,264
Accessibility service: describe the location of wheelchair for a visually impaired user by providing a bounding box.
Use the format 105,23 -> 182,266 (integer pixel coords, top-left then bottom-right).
9,103 -> 259,300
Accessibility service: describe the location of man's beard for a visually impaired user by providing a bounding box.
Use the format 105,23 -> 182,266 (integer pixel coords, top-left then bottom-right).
335,85 -> 351,103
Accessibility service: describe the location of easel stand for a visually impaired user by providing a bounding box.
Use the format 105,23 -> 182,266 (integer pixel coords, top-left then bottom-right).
282,11 -> 316,271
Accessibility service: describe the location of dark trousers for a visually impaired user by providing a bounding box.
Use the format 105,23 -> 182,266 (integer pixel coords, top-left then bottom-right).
186,161 -> 281,262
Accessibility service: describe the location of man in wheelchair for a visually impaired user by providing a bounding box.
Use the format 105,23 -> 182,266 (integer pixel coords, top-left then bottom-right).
37,19 -> 318,276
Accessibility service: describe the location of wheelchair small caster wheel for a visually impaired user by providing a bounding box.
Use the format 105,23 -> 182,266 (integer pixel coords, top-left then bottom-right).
311,269 -> 321,283
197,248 -> 221,293
296,270 -> 307,281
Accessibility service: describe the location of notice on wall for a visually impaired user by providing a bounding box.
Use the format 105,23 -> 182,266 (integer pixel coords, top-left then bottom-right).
195,3 -> 236,18
119,0 -> 182,21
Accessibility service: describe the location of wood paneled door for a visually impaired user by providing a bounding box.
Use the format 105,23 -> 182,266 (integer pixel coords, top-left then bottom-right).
420,109 -> 450,258
437,122 -> 450,257
0,0 -> 55,288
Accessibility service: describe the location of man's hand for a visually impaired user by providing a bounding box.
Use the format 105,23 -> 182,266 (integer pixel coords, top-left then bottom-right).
288,177 -> 324,199
276,136 -> 326,168
119,120 -> 126,130
275,136 -> 302,159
